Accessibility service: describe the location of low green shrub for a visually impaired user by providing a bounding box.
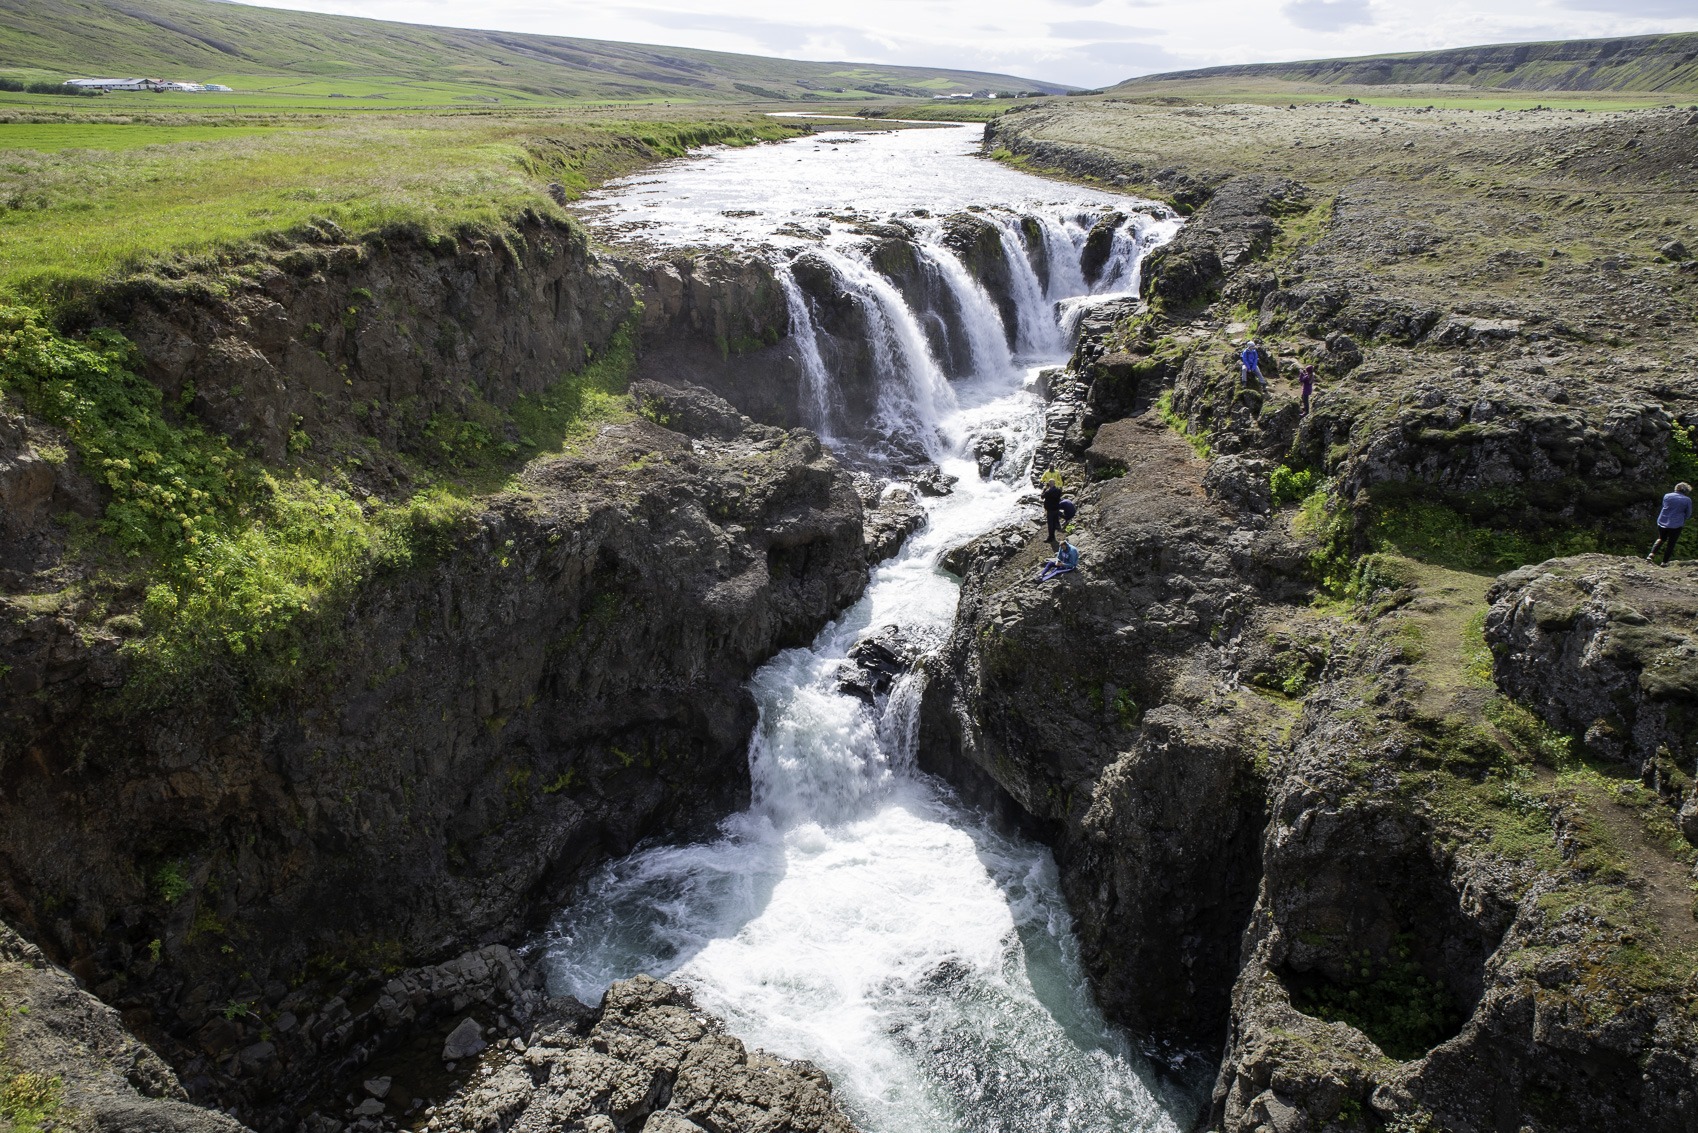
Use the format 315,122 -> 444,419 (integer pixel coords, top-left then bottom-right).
0,78 -> 101,97
1290,936 -> 1461,1061
1669,420 -> 1698,485
1269,462 -> 1313,504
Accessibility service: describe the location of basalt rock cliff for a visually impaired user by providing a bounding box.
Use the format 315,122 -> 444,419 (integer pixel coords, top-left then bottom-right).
0,220 -> 870,1129
912,99 -> 1698,1132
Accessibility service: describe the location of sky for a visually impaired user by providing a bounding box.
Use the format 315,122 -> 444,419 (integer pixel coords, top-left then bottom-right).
230,0 -> 1698,89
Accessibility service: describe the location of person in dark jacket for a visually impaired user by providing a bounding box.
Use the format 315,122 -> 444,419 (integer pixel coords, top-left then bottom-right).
1648,481 -> 1693,565
1038,538 -> 1079,582
1042,479 -> 1063,544
1299,365 -> 1316,417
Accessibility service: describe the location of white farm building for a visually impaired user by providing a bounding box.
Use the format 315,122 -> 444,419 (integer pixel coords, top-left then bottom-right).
61,78 -> 228,92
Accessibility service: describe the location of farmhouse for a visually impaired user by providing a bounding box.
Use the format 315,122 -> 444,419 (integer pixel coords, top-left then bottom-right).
61,77 -> 225,92
63,77 -> 152,90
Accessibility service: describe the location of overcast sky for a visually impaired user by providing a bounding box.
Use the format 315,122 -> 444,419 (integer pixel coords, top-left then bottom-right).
233,0 -> 1698,89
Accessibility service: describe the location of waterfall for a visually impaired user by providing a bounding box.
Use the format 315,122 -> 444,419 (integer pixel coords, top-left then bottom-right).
1038,215 -> 1089,302
778,265 -> 839,441
836,253 -> 958,453
539,121 -> 1198,1133
779,203 -> 1167,458
989,214 -> 1064,358
912,243 -> 1014,380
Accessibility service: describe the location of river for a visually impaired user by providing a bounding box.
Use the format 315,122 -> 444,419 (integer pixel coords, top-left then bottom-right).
530,121 -> 1197,1133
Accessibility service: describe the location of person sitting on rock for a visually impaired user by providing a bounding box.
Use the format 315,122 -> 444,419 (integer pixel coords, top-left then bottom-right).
1647,481 -> 1693,565
1042,477 -> 1064,544
1299,364 -> 1316,417
1240,342 -> 1266,393
1037,537 -> 1079,582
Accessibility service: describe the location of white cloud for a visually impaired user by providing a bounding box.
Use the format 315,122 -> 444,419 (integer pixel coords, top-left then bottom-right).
1282,0 -> 1375,32
1048,19 -> 1161,38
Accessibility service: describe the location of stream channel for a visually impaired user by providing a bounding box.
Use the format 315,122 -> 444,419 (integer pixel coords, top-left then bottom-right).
531,121 -> 1197,1132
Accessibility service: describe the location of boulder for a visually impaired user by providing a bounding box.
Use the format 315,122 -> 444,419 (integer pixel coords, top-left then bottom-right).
429,976 -> 858,1133
836,626 -> 917,704
442,1018 -> 486,1062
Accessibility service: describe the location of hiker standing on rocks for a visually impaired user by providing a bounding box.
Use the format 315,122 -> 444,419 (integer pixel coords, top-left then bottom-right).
1240,342 -> 1266,393
1647,482 -> 1693,565
1299,364 -> 1316,417
1038,537 -> 1080,582
1042,476 -> 1064,544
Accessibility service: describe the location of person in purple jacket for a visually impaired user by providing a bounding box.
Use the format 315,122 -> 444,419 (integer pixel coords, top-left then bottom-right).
1299,364 -> 1316,417
1647,481 -> 1693,565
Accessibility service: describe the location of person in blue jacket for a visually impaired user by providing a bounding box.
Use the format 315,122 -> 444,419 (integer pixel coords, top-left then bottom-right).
1647,481 -> 1693,565
1038,537 -> 1079,582
1240,341 -> 1266,392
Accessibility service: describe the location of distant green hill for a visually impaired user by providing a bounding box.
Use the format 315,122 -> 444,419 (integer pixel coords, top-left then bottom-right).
1111,32 -> 1698,96
0,0 -> 1068,106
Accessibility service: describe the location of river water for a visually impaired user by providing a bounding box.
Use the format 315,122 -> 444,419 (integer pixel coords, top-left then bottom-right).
533,122 -> 1197,1132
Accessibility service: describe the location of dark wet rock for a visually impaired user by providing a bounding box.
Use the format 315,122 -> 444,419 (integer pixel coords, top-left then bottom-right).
622,253 -> 801,428
972,433 -> 1006,479
431,975 -> 858,1133
862,485 -> 925,563
628,379 -> 751,440
1078,211 -> 1126,287
836,625 -> 917,704
909,465 -> 958,497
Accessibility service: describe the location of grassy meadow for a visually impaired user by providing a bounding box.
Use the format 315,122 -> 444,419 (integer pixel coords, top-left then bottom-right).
0,108 -> 817,303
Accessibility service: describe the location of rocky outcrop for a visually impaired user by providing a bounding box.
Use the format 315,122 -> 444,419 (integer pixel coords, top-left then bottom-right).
0,403 -> 101,586
1138,177 -> 1304,309
1209,568 -> 1698,1133
621,254 -> 803,428
430,976 -> 858,1133
0,921 -> 251,1133
96,217 -> 630,472
1486,554 -> 1698,781
0,402 -> 866,1125
920,413 -> 1310,1047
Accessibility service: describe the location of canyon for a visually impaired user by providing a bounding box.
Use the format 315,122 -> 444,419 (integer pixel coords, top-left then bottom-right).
3,100 -> 1698,1133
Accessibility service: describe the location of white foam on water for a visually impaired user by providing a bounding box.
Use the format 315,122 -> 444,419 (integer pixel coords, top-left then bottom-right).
535,122 -> 1202,1133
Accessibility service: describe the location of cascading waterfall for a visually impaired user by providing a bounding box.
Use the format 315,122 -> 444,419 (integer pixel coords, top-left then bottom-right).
1038,214 -> 1089,303
988,213 -> 1063,359
912,242 -> 1016,379
541,121 -> 1202,1133
777,266 -> 840,442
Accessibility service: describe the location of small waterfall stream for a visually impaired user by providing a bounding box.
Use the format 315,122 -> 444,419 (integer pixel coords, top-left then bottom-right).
537,123 -> 1197,1132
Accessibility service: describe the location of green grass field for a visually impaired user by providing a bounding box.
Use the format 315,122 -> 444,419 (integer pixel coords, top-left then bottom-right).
0,122 -> 285,151
0,111 -> 806,303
